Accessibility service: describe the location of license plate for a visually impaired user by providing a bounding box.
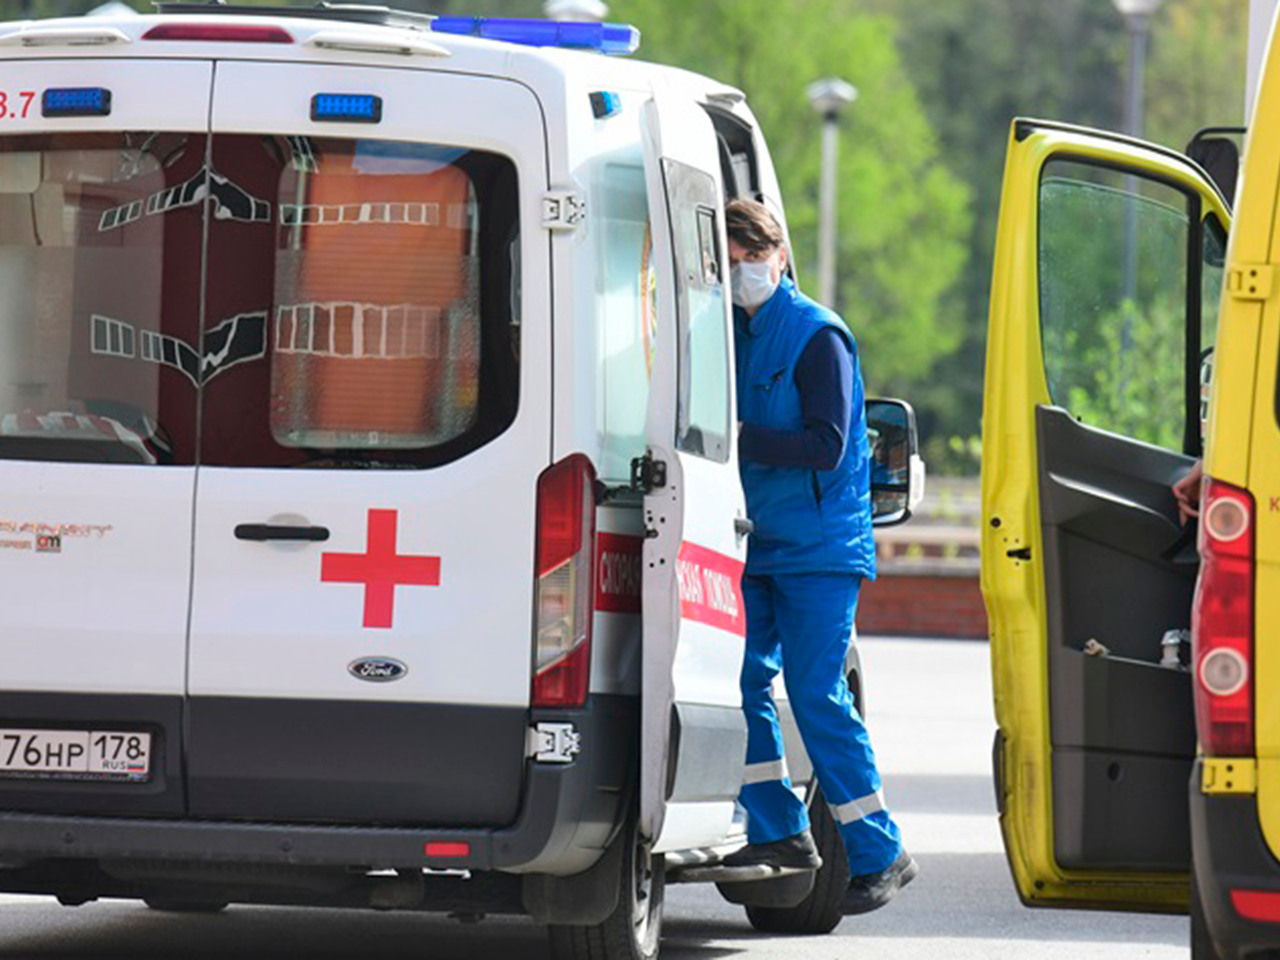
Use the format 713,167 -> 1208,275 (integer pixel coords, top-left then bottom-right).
0,728 -> 151,782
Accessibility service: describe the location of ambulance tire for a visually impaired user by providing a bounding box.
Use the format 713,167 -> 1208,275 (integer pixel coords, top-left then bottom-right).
548,818 -> 664,960
1190,873 -> 1222,960
744,785 -> 847,935
144,898 -> 229,914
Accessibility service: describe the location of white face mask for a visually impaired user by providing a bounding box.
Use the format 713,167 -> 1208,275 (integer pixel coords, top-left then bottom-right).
731,257 -> 780,310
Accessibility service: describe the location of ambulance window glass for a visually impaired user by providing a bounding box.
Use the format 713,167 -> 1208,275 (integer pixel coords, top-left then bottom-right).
0,132 -> 203,466
1039,159 -> 1192,451
595,161 -> 651,484
198,136 -> 520,469
661,159 -> 730,462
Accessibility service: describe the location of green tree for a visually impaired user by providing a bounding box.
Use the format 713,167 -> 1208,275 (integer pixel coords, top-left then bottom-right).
1146,0 -> 1248,151
612,0 -> 972,391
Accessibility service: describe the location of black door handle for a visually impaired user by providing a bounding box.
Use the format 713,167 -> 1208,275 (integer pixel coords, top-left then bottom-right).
234,524 -> 330,542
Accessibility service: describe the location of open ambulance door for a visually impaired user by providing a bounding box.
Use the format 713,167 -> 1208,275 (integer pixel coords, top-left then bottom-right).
638,92 -> 750,849
983,119 -> 1230,910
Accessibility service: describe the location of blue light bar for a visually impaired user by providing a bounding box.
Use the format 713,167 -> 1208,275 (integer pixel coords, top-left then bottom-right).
311,93 -> 382,124
431,17 -> 641,56
42,87 -> 111,118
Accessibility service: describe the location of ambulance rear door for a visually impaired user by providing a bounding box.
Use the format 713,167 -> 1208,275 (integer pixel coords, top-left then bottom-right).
638,90 -> 750,849
186,61 -> 548,825
983,118 -> 1228,909
0,58 -> 212,816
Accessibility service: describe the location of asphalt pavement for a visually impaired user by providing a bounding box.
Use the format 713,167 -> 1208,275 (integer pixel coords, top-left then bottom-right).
0,637 -> 1189,960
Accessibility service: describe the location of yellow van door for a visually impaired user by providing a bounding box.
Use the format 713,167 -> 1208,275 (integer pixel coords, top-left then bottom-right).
983,118 -> 1230,910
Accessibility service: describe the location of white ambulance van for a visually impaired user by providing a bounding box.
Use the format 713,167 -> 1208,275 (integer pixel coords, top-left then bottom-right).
0,6 -> 922,958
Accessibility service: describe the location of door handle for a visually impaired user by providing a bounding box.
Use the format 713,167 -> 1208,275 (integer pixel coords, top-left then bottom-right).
234,524 -> 330,542
734,517 -> 755,538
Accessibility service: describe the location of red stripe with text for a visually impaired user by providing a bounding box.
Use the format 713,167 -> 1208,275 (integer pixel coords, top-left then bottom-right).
596,532 -> 643,614
676,541 -> 746,637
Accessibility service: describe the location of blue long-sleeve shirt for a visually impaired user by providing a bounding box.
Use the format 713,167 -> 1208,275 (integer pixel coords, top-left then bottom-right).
738,327 -> 852,470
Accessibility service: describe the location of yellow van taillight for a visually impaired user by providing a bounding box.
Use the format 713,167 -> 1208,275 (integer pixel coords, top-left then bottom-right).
532,455 -> 596,709
1192,478 -> 1256,756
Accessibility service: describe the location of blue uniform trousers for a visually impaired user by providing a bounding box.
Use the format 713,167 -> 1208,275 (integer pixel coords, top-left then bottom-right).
739,572 -> 901,876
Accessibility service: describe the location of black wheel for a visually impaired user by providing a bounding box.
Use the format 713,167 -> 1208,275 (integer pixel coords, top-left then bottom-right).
548,818 -> 664,960
745,785 -> 847,935
144,899 -> 229,914
1191,872 -> 1222,960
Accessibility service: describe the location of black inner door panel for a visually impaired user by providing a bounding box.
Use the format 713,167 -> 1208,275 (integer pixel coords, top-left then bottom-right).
1037,405 -> 1197,871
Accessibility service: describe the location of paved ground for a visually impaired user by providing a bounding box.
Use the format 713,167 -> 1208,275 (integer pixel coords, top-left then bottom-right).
0,638 -> 1190,959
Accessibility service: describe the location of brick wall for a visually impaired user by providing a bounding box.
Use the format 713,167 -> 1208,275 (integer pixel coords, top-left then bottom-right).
858,569 -> 988,640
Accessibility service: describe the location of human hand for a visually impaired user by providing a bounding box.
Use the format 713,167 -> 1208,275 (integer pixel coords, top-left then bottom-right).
1172,460 -> 1204,526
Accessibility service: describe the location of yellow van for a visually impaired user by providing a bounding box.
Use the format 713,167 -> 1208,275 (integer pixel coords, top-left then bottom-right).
979,114 -> 1264,957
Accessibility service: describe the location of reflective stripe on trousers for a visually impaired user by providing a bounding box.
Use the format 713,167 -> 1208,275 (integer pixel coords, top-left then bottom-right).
743,758 -> 790,786
829,790 -> 886,825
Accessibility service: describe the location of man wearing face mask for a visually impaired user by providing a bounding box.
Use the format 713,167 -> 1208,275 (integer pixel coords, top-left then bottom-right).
719,198 -> 914,917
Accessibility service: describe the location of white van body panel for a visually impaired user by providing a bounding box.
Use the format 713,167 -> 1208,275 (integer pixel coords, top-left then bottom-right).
0,462 -> 194,696
0,58 -> 214,698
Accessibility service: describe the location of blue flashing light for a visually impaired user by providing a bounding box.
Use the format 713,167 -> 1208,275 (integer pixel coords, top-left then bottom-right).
431,17 -> 641,56
311,93 -> 383,124
42,87 -> 111,118
590,91 -> 622,119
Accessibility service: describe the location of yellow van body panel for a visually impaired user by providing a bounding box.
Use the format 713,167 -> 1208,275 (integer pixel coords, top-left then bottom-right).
1202,42 -> 1280,861
984,120 -> 1228,911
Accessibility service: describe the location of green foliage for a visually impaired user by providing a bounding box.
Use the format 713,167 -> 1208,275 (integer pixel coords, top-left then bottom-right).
1058,302 -> 1185,450
610,0 -> 972,388
1146,0 -> 1248,151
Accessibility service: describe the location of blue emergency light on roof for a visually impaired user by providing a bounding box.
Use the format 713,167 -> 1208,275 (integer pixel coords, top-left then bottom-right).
311,93 -> 383,124
431,17 -> 641,56
42,87 -> 111,118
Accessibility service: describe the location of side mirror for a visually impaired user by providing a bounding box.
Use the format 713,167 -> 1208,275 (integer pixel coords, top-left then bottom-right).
866,398 -> 925,527
1185,127 -> 1245,209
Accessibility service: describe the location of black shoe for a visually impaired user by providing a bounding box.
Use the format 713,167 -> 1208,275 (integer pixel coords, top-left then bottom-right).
841,850 -> 918,915
722,831 -> 823,871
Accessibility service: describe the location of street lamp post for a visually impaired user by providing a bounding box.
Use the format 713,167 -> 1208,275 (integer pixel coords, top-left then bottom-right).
1112,0 -> 1166,139
1111,0 -> 1165,311
806,78 -> 857,309
543,0 -> 608,20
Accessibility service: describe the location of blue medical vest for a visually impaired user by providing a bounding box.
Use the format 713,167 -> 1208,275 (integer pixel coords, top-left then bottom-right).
735,277 -> 876,578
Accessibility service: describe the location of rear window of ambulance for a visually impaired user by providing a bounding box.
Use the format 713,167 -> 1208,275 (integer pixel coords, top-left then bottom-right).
0,132 -> 520,469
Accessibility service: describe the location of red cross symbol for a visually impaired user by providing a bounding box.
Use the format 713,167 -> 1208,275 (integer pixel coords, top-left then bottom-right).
320,509 -> 441,629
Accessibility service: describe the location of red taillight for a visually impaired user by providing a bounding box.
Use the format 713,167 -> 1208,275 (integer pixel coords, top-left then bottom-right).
532,454 -> 596,709
1192,477 -> 1256,756
141,23 -> 294,43
423,841 -> 471,859
1231,889 -> 1280,922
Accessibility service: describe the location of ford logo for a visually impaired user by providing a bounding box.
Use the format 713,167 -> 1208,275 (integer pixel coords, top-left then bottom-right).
348,657 -> 409,683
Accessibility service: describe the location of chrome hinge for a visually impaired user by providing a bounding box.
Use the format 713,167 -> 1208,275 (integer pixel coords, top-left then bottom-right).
1227,263 -> 1276,302
528,722 -> 582,764
541,191 -> 586,232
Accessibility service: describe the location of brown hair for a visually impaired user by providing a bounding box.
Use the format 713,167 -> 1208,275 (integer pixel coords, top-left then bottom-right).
725,199 -> 784,256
